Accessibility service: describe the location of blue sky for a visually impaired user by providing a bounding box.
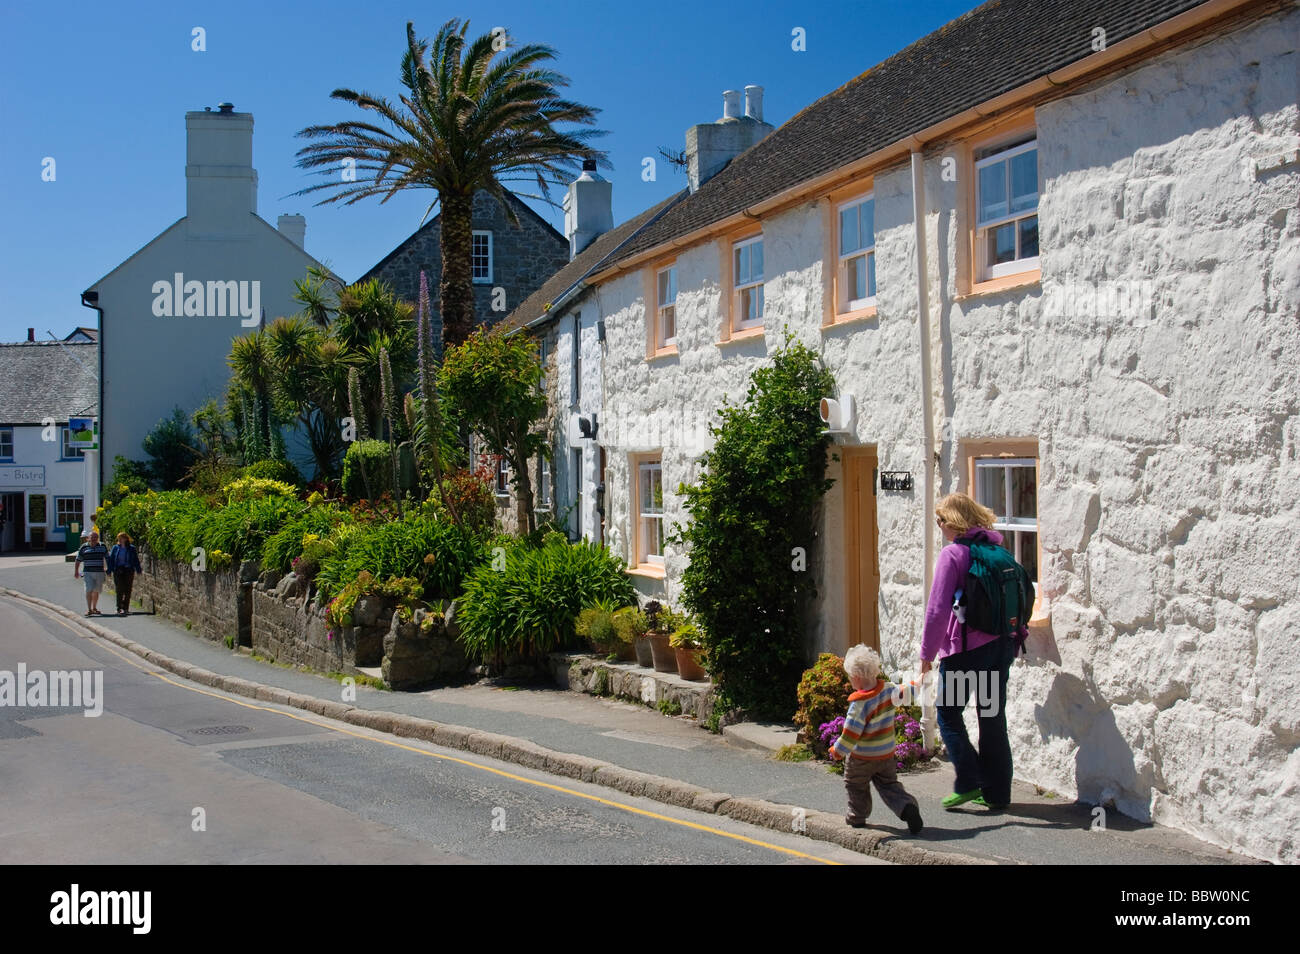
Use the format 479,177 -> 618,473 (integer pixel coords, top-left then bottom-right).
0,0 -> 980,343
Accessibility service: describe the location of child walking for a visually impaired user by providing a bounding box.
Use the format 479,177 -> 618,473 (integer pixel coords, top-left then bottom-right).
829,644 -> 924,834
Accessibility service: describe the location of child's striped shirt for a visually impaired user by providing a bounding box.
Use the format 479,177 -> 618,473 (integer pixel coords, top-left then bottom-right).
831,678 -> 920,762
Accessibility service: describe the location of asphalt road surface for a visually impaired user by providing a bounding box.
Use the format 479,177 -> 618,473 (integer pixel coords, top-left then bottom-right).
0,593 -> 881,865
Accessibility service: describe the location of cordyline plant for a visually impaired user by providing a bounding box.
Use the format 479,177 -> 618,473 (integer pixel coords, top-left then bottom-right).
292,19 -> 607,349
415,270 -> 459,526
347,367 -> 374,501
379,347 -> 403,519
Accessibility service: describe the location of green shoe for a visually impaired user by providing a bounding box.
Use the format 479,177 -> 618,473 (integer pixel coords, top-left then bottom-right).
942,789 -> 983,810
973,796 -> 1008,810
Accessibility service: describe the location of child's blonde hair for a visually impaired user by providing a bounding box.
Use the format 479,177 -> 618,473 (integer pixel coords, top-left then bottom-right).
844,644 -> 883,684
935,492 -> 995,536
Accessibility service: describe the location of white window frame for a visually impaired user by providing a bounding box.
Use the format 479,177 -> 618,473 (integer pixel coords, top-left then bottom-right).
571,448 -> 583,539
656,264 -> 677,349
974,456 -> 1038,590
837,194 -> 876,312
0,427 -> 13,461
536,455 -> 552,511
60,426 -> 84,461
732,235 -> 764,332
570,314 -> 581,408
975,137 -> 1039,281
55,495 -> 83,530
636,457 -> 664,566
472,230 -> 494,284
494,456 -> 510,497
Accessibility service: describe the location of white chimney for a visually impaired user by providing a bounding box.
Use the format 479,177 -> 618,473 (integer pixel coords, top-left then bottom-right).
685,86 -> 775,193
563,159 -> 613,260
277,213 -> 306,249
185,103 -> 257,237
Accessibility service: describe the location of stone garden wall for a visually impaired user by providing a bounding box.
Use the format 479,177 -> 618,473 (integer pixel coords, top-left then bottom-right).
134,549 -> 251,646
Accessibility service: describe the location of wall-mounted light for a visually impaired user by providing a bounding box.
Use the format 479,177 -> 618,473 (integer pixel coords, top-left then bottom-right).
578,413 -> 599,440
819,394 -> 855,433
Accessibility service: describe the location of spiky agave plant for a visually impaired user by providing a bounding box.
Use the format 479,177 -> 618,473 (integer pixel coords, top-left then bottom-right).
379,347 -> 403,518
346,367 -> 373,501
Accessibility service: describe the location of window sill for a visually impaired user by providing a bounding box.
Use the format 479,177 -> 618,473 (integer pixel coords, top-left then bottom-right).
718,325 -> 765,347
961,268 -> 1041,299
629,563 -> 666,580
824,304 -> 877,328
647,344 -> 679,361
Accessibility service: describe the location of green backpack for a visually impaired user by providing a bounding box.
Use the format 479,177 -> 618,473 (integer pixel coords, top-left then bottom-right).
954,539 -> 1035,656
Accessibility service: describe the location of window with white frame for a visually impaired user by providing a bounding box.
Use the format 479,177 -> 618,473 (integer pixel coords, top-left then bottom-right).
55,496 -> 83,530
472,231 -> 493,283
571,448 -> 583,539
837,195 -> 876,312
536,455 -> 552,510
732,236 -> 764,331
570,314 -> 581,407
975,137 -> 1039,281
60,427 -> 84,460
494,456 -> 509,496
656,264 -> 677,349
974,457 -> 1038,587
636,458 -> 664,565
0,427 -> 12,460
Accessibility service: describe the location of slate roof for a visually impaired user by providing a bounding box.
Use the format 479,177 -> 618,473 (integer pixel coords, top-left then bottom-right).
0,342 -> 98,424
608,0 -> 1212,266
501,190 -> 688,332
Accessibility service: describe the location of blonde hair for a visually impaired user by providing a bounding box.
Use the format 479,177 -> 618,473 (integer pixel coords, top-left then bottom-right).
935,492 -> 995,536
844,644 -> 883,684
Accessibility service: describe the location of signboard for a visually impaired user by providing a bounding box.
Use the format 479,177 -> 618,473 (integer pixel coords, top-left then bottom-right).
28,493 -> 47,524
68,417 -> 98,451
879,471 -> 915,492
0,465 -> 45,488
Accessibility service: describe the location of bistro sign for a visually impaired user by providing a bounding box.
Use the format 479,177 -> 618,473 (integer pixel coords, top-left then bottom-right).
0,466 -> 45,488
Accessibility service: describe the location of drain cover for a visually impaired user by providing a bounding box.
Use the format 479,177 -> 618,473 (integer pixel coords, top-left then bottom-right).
188,725 -> 253,736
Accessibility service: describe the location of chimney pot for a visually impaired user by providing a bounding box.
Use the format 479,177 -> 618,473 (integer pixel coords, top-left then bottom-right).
218,102 -> 234,113
722,90 -> 741,120
744,85 -> 764,122
582,158 -> 597,173
27,328 -> 34,342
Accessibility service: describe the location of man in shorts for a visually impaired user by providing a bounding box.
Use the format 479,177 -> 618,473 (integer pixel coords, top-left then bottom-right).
75,530 -> 109,616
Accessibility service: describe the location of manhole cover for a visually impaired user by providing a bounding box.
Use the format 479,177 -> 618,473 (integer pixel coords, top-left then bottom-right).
188,725 -> 253,736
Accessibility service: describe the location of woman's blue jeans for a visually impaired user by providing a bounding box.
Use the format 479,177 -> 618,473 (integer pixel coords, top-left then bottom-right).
936,636 -> 1015,804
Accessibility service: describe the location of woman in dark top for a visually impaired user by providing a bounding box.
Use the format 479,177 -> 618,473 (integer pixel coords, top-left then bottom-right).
108,532 -> 144,617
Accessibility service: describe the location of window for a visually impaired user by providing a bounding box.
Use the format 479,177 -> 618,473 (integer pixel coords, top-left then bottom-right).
0,427 -> 12,460
472,231 -> 493,283
974,457 -> 1038,587
732,236 -> 764,332
60,427 -> 84,460
570,314 -> 581,407
536,455 -> 552,510
636,458 -> 664,566
537,336 -> 548,394
837,195 -> 876,312
655,264 -> 677,350
494,456 -> 509,497
975,137 -> 1039,281
55,496 -> 83,530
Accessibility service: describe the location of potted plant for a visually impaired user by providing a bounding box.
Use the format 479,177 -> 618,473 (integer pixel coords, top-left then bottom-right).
575,601 -> 620,658
611,606 -> 646,662
647,605 -> 683,674
670,617 -> 709,681
635,601 -> 662,667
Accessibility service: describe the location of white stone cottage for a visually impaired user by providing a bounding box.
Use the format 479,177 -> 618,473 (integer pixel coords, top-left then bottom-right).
506,0 -> 1299,862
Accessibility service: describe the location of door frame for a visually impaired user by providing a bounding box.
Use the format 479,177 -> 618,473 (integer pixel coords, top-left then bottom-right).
841,446 -> 880,653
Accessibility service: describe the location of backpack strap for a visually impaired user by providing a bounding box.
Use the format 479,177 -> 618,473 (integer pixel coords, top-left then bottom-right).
954,538 -> 971,654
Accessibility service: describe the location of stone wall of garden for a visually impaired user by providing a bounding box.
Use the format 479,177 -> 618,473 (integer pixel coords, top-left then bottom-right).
134,550 -> 251,646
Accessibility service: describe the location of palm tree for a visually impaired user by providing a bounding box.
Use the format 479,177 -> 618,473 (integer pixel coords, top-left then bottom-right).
293,19 -> 607,348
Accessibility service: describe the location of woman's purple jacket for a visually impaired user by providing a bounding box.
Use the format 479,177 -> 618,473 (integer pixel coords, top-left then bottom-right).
921,528 -> 1005,663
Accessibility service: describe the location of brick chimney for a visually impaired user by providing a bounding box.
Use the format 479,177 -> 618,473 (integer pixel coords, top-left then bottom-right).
685,87 -> 774,193
185,103 -> 257,236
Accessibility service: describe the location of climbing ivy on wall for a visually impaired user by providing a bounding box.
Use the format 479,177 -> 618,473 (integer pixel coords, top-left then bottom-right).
671,338 -> 836,719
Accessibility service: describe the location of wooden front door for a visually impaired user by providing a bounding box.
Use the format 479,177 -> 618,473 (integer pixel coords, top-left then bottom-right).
843,448 -> 880,652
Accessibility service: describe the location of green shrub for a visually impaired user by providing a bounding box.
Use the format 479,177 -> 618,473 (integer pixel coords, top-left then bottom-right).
793,653 -> 853,757
314,513 -> 486,601
222,476 -> 298,504
260,505 -> 351,573
575,600 -> 621,654
341,440 -> 393,500
140,491 -> 211,562
325,572 -> 423,630
192,496 -> 300,563
611,606 -> 648,645
671,339 -> 836,718
457,537 -> 636,660
241,458 -> 302,486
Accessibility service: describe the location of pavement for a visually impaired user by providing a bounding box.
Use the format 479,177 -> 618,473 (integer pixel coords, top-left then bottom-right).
0,553 -> 1256,865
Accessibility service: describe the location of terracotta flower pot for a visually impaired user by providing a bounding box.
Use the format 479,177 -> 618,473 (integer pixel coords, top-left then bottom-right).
674,647 -> 708,682
634,634 -> 655,668
614,640 -> 637,663
648,633 -> 677,673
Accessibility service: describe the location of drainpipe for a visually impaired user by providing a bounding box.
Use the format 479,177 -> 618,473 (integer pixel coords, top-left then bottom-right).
79,291 -> 105,497
910,149 -> 937,600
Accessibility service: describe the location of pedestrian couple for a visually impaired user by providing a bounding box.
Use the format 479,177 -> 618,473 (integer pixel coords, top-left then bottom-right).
74,531 -> 142,617
829,491 -> 1032,833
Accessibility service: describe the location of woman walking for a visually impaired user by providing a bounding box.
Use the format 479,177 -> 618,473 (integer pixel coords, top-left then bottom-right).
921,492 -> 1026,811
108,532 -> 143,617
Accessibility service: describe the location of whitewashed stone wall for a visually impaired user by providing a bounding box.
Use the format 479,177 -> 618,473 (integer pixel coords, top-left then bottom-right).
596,7 -> 1299,861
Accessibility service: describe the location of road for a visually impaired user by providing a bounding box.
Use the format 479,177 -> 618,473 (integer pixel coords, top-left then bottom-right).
0,592 -> 880,865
